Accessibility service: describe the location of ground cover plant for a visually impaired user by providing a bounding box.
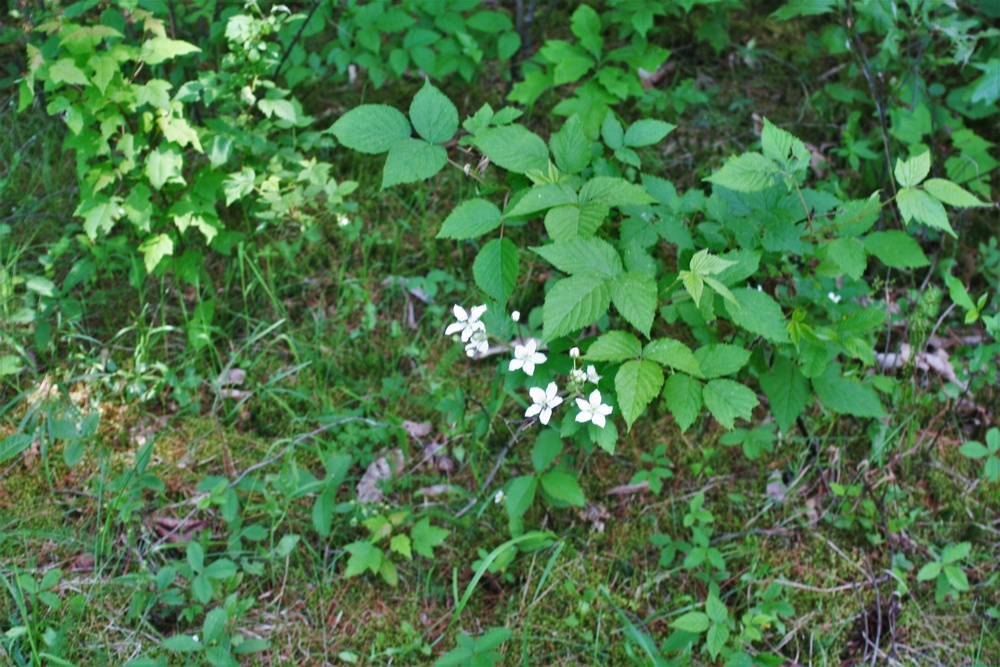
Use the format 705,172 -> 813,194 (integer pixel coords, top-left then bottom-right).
1,0 -> 998,665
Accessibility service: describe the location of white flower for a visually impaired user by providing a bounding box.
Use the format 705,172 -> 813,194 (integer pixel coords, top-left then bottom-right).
493,490 -> 505,504
445,304 -> 487,342
465,329 -> 489,357
569,347 -> 580,359
509,338 -> 546,376
575,389 -> 613,428
336,213 -> 351,227
828,291 -> 842,304
511,310 -> 521,322
569,368 -> 587,385
585,365 -> 601,384
525,382 -> 563,425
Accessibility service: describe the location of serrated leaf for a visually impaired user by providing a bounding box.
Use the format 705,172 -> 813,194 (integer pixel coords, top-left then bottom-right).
0,434 -> 33,464
694,344 -> 750,379
689,248 -> 736,275
916,562 -> 942,582
959,441 -> 990,459
944,274 -> 976,311
724,288 -> 789,343
202,607 -> 227,644
864,231 -> 929,268
897,188 -> 954,236
829,194 -> 881,237
969,58 -> 1000,104
343,541 -> 381,577
616,360 -> 663,430
609,271 -> 657,337
761,118 -> 809,170
531,237 -> 622,278
507,184 -> 578,217
87,54 -> 116,94
826,237 -> 867,280
505,475 -> 537,522
601,112 -> 624,150
550,115 -> 591,174
759,355 -> 808,433
579,177 -> 654,207
390,534 -> 412,560
894,151 -> 931,188
258,98 -> 298,123
473,125 -> 549,174
223,167 -> 255,206
703,379 -> 758,430
942,542 -> 970,564
663,373 -> 702,432
539,471 -> 586,507
473,238 -> 518,304
812,365 -> 885,417
705,593 -> 728,624
542,275 -> 611,342
140,37 -> 201,64
437,199 -> 503,239
624,119 -> 676,147
671,611 -> 710,634
409,80 -> 458,144
643,338 -> 702,377
411,517 -> 449,558
570,4 -> 603,57
923,179 -> 988,208
544,202 -> 609,240
381,138 -> 447,188
76,196 -> 119,239
705,152 -> 781,192
146,146 -> 184,190
139,233 -> 173,272
532,430 -> 563,472
332,105 -> 411,154
586,331 -> 641,361
48,58 -> 89,86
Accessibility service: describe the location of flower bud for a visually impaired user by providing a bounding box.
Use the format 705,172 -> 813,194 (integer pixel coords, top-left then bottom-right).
569,347 -> 580,359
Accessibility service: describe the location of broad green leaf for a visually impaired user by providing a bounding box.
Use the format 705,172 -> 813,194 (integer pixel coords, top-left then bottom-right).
539,471 -> 586,507
223,167 -> 255,206
942,542 -> 970,565
893,151 -> 931,188
864,231 -> 929,268
145,146 -> 184,190
570,4 -> 603,57
916,562 -> 942,582
944,274 -> 976,311
812,365 -> 885,417
662,373 -> 702,432
643,338 -> 702,377
705,152 -> 781,192
923,179 -> 988,208
624,119 -> 676,147
670,611 -> 710,634
258,98 -> 298,123
681,270 -> 705,305
473,125 -> 549,174
540,40 -> 595,85
473,237 -> 518,304
76,196 -> 120,239
550,115 -> 591,174
531,237 -> 622,278
382,138 -> 447,188
759,355 -> 809,433
202,607 -> 227,644
693,344 -> 750,379
379,559 -> 399,587
826,237 -> 867,280
760,117 -> 809,171
828,194 -> 881,237
140,37 -> 201,64
969,58 -> 1000,104
411,517 -> 449,558
590,419 -> 618,454
532,430 -> 563,472
409,80 -> 458,144
579,177 -> 654,207
706,624 -> 729,659
48,58 -> 89,86
724,288 -> 789,343
544,202 -> 609,240
897,188 -> 954,236
162,634 -> 203,652
139,233 -> 173,272
706,593 -> 728,624
689,248 -> 736,275
332,105 -> 411,154
507,184 -> 578,217
0,434 -> 33,464
87,54 -> 117,94
703,379 -> 758,430
343,541 -> 381,577
135,79 -> 173,109
586,331 -> 641,362
610,271 -> 657,337
505,474 -> 537,521
945,564 -> 969,591
312,485 -> 337,537
390,534 -> 412,560
437,199 -> 503,239
959,441 -> 990,459
772,0 -> 835,19
542,275 -> 611,342
703,275 -> 739,308
615,360 -> 664,430
601,112 -> 625,150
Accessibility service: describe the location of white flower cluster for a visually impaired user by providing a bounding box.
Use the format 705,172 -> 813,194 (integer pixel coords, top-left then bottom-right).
445,304 -> 489,357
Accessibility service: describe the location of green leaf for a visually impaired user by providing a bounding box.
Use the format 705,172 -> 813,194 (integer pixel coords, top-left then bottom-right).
706,624 -> 729,659
531,237 -> 622,278
760,117 -> 809,172
550,115 -> 591,174
959,441 -> 990,459
579,177 -> 655,207
48,58 -> 89,86
893,151 -> 931,188
705,152 -> 781,192
507,184 -> 578,217
724,288 -> 789,343
76,196 -> 120,239
0,434 -> 33,464
544,202 -> 609,240
343,541 -> 381,577
759,355 -> 809,434
601,112 -> 624,150
829,194 -> 881,237
670,611 -> 710,634
437,199 -> 503,239
771,0 -> 835,19
812,365 -> 885,417
610,271 -> 657,337
615,360 -> 664,430
332,105 -> 411,154
473,125 -> 549,174
542,275 -> 611,342
826,237 -> 867,280
539,471 -> 586,507
944,274 -> 976,311
663,373 -> 702,432
643,338 -> 702,377
689,248 -> 736,276
897,188 -> 954,236
969,58 -> 1000,105
138,233 -> 174,272
694,344 -> 750,379
409,80 -> 458,144
941,542 -> 970,565
145,146 -> 185,190
944,564 -> 969,591
703,379 -> 758,430
390,534 -> 412,560
570,4 -> 603,57
923,179 -> 988,208
412,517 -> 449,558
87,54 -> 116,94
162,634 -> 203,652
505,475 -> 537,522
624,119 -> 676,147
257,98 -> 298,123
705,593 -> 728,624
532,430 -> 563,473
382,138 -> 447,188
864,231 -> 929,268
202,607 -> 227,644
140,37 -> 201,64
586,331 -> 641,362
916,562 -> 942,582
223,167 -> 255,206
473,238 -> 518,304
